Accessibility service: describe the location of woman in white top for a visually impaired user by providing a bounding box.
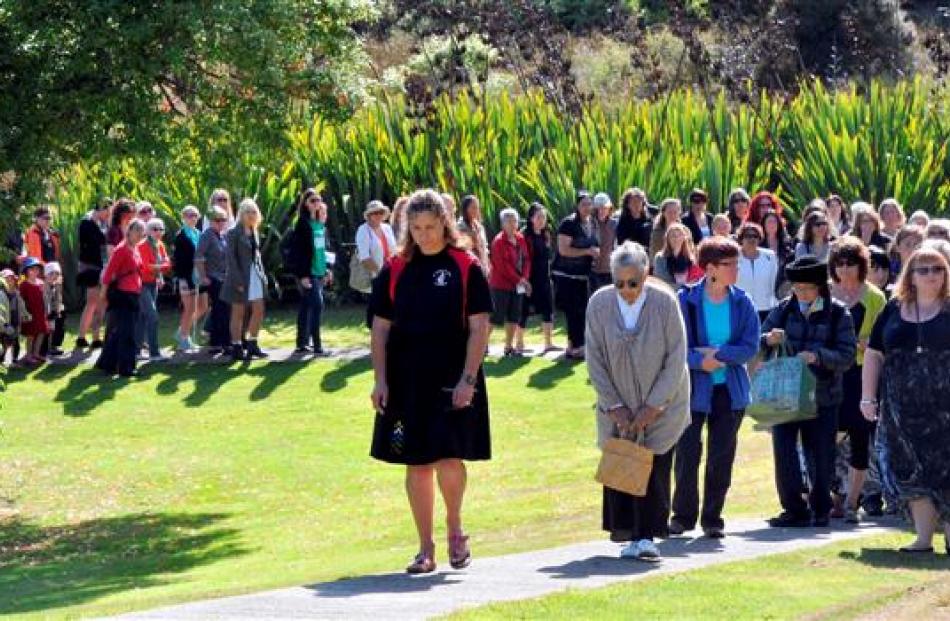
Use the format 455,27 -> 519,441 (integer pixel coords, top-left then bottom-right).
736,222 -> 779,322
355,200 -> 397,293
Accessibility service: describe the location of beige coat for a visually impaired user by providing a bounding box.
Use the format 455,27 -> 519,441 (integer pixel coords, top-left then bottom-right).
585,280 -> 691,454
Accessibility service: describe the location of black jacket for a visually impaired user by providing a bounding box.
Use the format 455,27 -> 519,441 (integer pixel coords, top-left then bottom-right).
682,211 -> 712,245
173,230 -> 196,285
77,217 -> 107,267
760,296 -> 856,407
288,215 -> 333,278
616,212 -> 653,248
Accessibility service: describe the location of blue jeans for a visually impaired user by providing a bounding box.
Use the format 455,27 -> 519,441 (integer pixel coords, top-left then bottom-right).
135,283 -> 160,356
296,276 -> 324,349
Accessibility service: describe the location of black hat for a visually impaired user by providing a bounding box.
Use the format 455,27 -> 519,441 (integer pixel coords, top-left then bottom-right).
689,188 -> 708,203
868,245 -> 889,270
785,255 -> 829,286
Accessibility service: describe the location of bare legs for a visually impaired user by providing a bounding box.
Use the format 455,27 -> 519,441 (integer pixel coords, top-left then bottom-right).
178,290 -> 197,341
906,497 -> 944,550
405,459 -> 468,557
229,300 -> 265,342
844,467 -> 867,512
514,321 -> 556,352
78,285 -> 104,343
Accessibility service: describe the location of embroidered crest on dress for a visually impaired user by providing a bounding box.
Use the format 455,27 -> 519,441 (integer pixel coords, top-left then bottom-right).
433,269 -> 451,287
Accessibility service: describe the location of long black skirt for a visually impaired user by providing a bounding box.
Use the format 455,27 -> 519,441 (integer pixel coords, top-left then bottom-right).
603,449 -> 674,541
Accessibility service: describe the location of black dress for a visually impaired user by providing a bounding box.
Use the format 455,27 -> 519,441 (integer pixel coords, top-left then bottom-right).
369,248 -> 493,465
869,303 -> 950,521
521,230 -> 554,325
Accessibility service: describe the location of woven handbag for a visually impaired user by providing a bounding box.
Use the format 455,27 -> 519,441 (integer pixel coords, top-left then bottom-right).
595,431 -> 653,497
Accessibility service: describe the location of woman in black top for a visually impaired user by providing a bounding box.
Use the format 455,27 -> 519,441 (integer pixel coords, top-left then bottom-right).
552,192 -> 598,360
726,188 -> 751,232
862,247 -> 950,553
761,211 -> 794,299
517,202 -> 560,353
616,188 -> 653,248
75,199 -> 112,349
370,189 -> 492,575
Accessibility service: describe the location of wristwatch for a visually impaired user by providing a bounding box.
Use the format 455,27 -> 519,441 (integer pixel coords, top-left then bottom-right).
462,373 -> 477,386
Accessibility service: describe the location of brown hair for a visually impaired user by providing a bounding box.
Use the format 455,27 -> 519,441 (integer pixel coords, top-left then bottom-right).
697,236 -> 740,269
826,194 -> 850,227
828,237 -> 869,283
654,198 -> 682,229
736,222 -> 764,240
399,189 -> 469,260
801,211 -> 832,246
661,223 -> 696,261
893,247 -> 950,303
854,209 -> 883,239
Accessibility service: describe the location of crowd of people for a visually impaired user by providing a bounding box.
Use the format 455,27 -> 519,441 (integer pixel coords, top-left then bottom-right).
362,187 -> 949,571
3,184 -> 949,571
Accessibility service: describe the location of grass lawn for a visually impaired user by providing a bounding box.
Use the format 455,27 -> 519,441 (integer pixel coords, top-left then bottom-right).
446,532 -> 950,620
0,305 -> 939,619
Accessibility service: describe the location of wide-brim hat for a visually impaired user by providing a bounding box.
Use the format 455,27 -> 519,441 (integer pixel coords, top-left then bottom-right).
364,200 -> 391,219
785,255 -> 828,286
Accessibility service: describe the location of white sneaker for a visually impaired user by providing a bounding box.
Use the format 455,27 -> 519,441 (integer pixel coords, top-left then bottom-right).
620,539 -> 661,562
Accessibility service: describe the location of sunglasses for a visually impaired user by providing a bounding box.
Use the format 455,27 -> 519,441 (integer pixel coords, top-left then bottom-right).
912,265 -> 947,276
813,221 -> 829,227
615,278 -> 640,290
835,258 -> 859,267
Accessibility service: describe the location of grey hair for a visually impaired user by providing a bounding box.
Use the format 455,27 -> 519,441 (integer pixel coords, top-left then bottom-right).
922,239 -> 950,265
125,218 -> 146,238
610,241 -> 650,277
146,217 -> 165,232
499,208 -> 519,224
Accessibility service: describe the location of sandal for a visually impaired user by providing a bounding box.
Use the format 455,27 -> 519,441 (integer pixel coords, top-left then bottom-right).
406,550 -> 436,574
448,533 -> 471,570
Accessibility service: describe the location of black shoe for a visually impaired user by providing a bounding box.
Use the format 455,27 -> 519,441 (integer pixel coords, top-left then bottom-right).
229,343 -> 245,361
75,337 -> 90,349
119,370 -> 140,378
768,512 -> 811,528
48,348 -> 65,356
245,340 -> 268,359
293,346 -> 312,354
90,339 -> 104,349
207,346 -> 224,356
812,516 -> 830,527
313,347 -> 331,357
667,518 -> 688,535
703,526 -> 725,539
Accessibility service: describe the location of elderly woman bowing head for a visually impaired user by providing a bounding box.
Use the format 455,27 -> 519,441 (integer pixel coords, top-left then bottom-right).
585,241 -> 691,562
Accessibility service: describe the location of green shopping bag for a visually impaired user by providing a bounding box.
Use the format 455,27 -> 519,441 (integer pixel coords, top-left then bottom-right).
747,345 -> 818,429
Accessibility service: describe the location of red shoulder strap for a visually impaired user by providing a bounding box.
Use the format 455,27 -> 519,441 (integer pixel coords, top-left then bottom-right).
388,255 -> 407,304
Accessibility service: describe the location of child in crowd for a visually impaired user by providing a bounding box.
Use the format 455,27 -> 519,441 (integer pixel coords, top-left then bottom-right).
711,213 -> 733,238
43,261 -> 66,356
18,257 -> 50,366
0,268 -> 23,364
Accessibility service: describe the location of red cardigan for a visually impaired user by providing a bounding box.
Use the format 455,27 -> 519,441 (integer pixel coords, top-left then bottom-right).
137,239 -> 171,284
101,241 -> 143,294
489,231 -> 531,291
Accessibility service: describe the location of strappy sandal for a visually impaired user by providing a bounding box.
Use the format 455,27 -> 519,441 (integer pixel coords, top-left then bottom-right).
406,550 -> 436,574
448,533 -> 471,570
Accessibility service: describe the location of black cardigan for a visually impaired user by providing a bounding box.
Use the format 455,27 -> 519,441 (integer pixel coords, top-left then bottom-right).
288,215 -> 332,278
173,230 -> 197,285
77,218 -> 107,267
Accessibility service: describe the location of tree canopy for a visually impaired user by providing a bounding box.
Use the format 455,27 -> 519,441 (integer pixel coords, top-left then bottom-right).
0,0 -> 377,200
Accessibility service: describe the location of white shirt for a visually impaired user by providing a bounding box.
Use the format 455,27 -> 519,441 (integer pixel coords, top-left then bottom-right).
737,247 -> 779,312
355,222 -> 396,273
616,289 -> 648,330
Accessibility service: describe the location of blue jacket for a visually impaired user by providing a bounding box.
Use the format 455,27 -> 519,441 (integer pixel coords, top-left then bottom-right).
678,279 -> 761,413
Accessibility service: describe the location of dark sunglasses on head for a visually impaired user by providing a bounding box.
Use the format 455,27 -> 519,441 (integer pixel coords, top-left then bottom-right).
615,278 -> 640,290
912,265 -> 947,276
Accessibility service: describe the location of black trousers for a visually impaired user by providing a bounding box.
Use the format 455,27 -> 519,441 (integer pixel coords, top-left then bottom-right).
772,405 -> 838,519
602,448 -> 674,541
96,294 -> 140,376
672,385 -> 745,530
555,276 -> 589,348
205,278 -> 231,348
39,313 -> 65,355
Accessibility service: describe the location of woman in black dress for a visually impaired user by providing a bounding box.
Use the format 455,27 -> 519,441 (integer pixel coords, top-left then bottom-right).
517,202 -> 560,353
552,192 -> 599,360
370,189 -> 493,574
862,247 -> 950,553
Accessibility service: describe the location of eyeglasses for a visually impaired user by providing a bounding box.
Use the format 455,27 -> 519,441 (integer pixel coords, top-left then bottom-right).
308,197 -> 323,204
740,235 -> 761,241
912,265 -> 947,276
834,258 -> 859,267
184,213 -> 199,219
813,221 -> 829,227
615,278 -> 640,290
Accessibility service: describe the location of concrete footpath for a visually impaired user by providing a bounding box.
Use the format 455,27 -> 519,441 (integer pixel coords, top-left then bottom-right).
120,517 -> 901,620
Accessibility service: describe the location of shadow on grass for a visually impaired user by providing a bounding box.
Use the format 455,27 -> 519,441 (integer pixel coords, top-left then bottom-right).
0,512 -> 248,615
150,361 -> 311,406
483,356 -> 532,378
54,367 -> 131,417
320,357 -> 372,392
839,547 -> 950,569
526,360 -> 578,390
